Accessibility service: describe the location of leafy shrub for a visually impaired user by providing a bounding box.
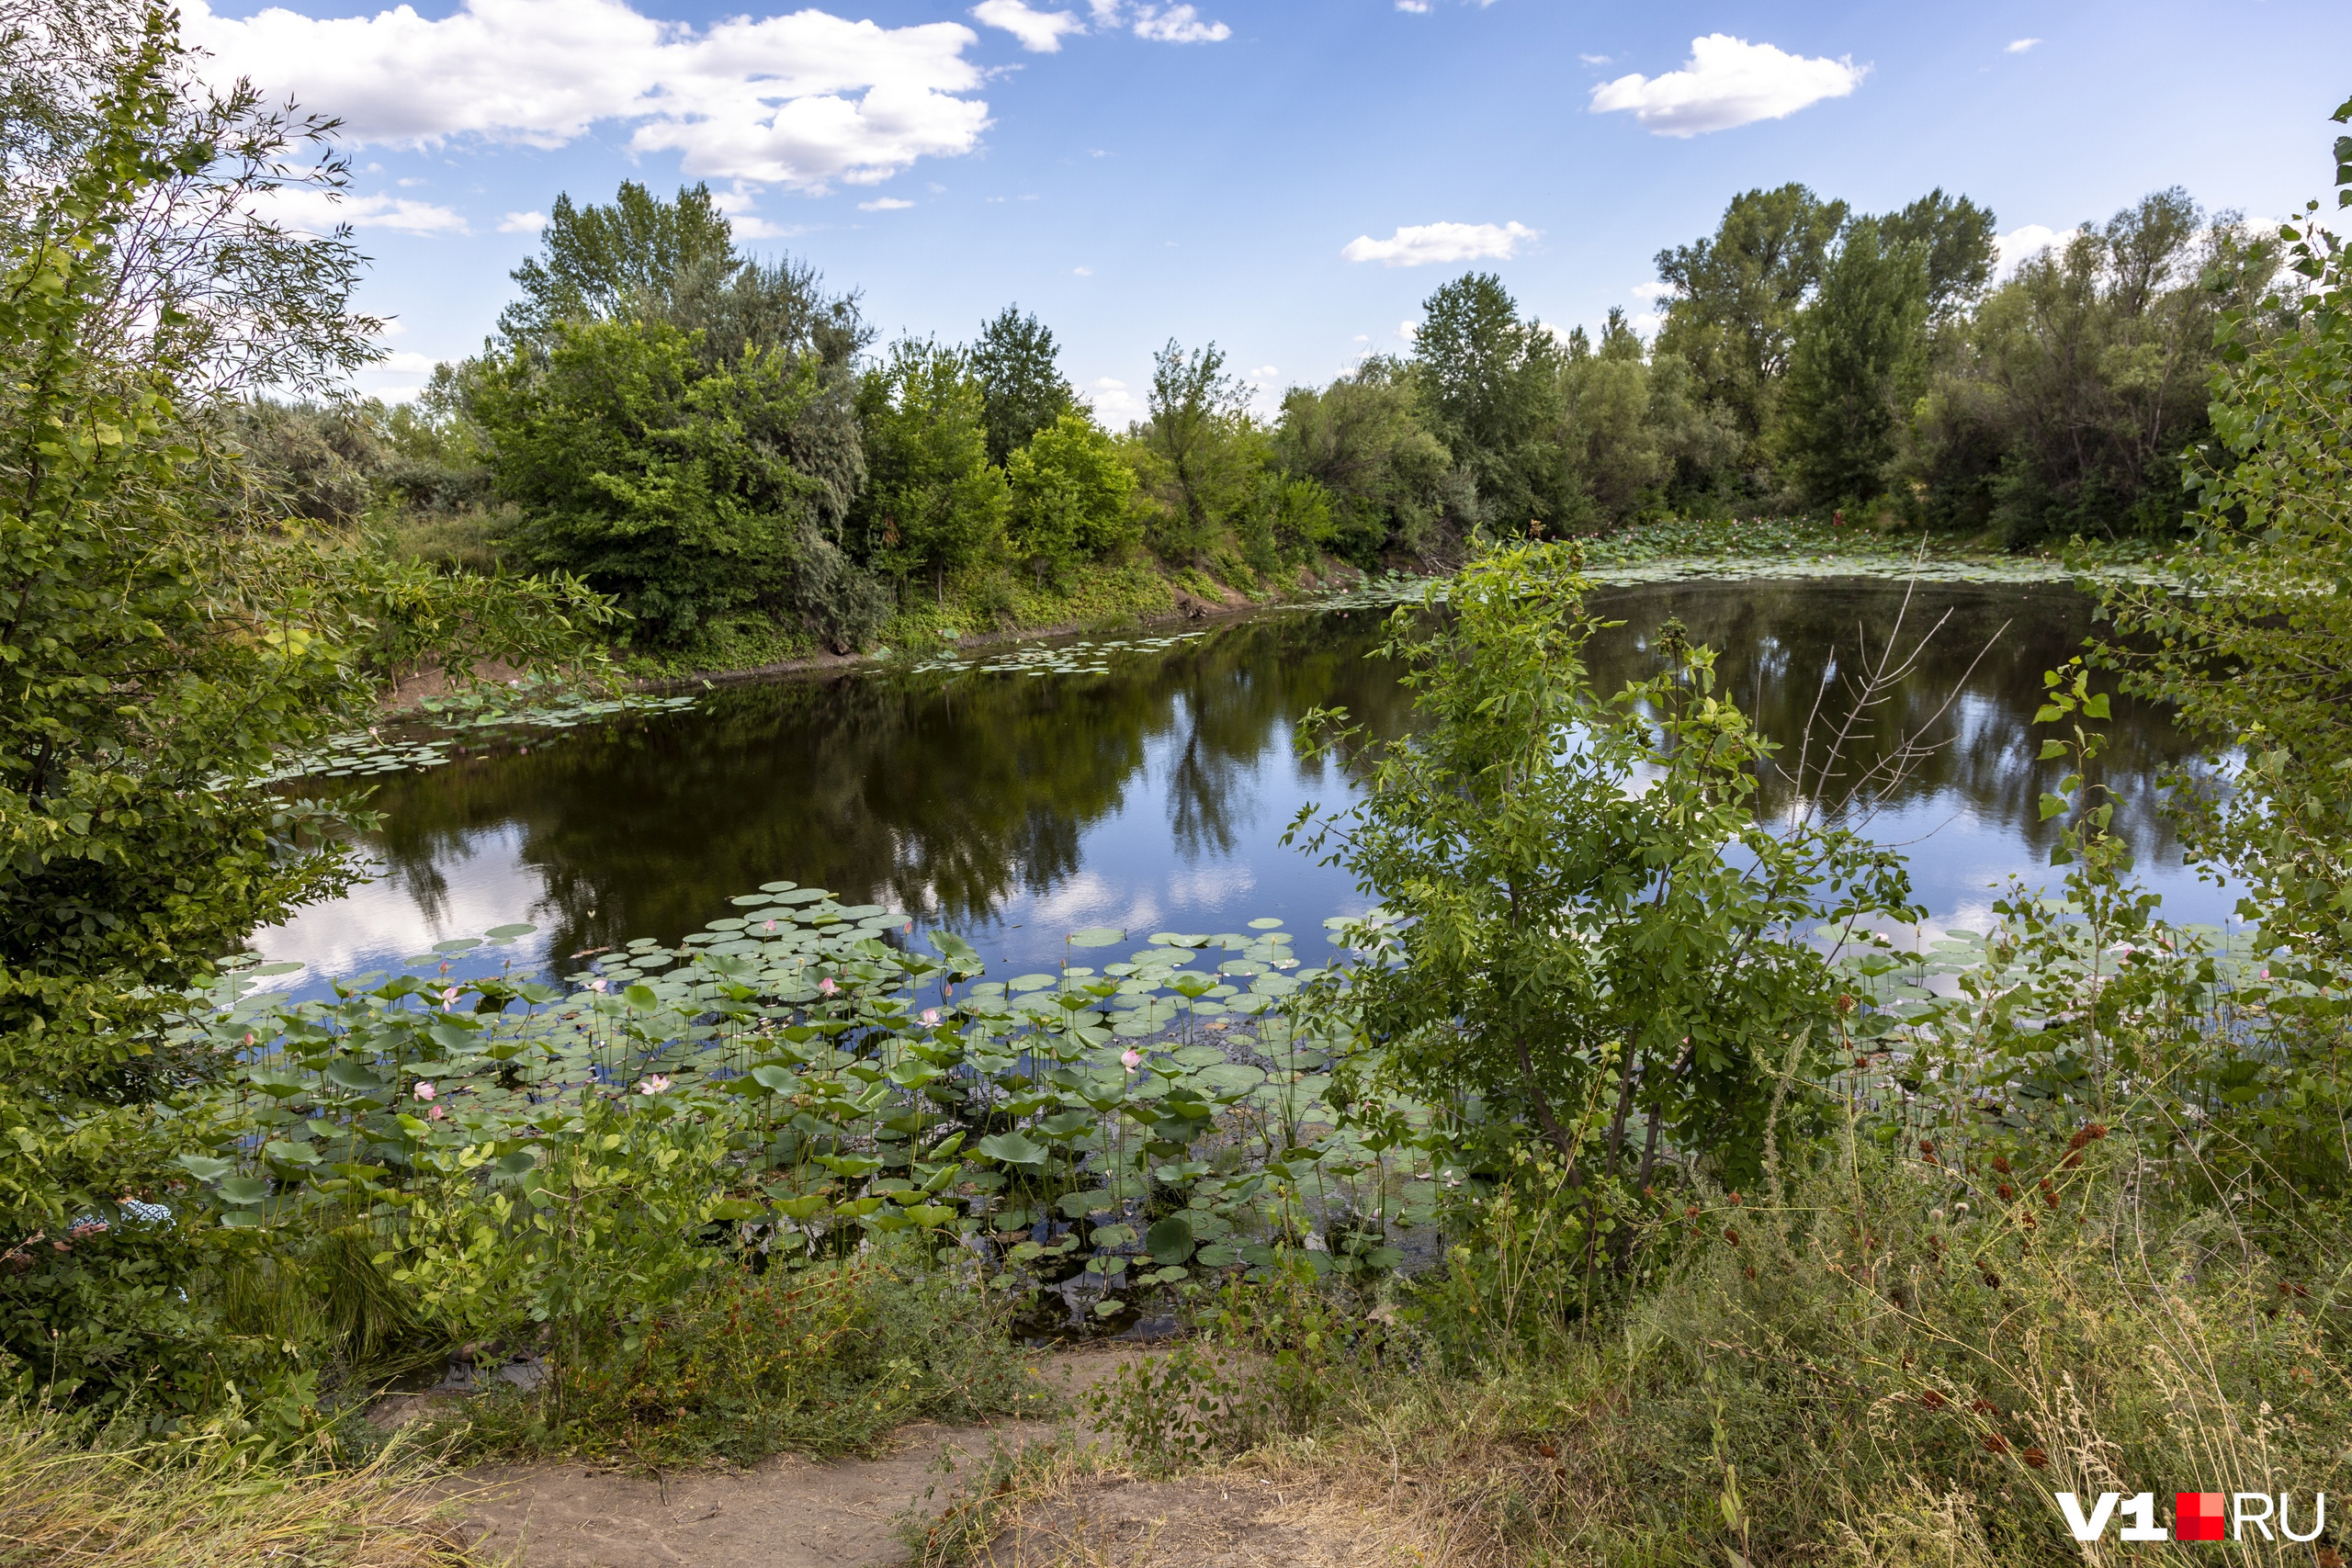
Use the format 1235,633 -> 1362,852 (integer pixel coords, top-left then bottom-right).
1003,411 -> 1138,580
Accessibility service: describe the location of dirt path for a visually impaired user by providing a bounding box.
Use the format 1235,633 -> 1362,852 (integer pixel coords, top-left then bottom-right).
454,1350 -> 1114,1568
449,1348 -> 1424,1568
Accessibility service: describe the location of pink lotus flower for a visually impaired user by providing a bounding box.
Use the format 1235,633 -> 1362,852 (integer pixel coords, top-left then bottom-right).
427,1104 -> 447,1121
922,1009 -> 941,1026
441,987 -> 461,1008
637,1075 -> 672,1094
413,1081 -> 436,1101
1121,1049 -> 1142,1072
589,977 -> 607,993
764,919 -> 777,932
819,976 -> 838,996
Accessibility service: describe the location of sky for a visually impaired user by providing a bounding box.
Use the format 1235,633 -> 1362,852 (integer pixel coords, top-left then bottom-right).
184,0 -> 2352,417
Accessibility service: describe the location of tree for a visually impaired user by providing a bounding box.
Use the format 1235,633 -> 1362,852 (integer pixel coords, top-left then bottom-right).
1411,272 -> 1566,529
1555,308 -> 1669,525
477,318 -> 885,648
971,305 -> 1075,466
1272,356 -> 1460,563
1291,547 -> 1912,1208
1653,184 -> 1849,452
498,181 -> 736,344
1909,189 -> 2260,544
1779,219 -> 1930,507
1135,339 -> 1260,561
0,11 -> 609,1404
853,338 -> 1009,600
2098,98 -> 2352,988
1004,411 -> 1138,578
1880,187 -> 1996,326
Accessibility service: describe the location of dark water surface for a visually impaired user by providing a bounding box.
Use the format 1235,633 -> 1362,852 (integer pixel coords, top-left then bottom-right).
256,576 -> 2240,989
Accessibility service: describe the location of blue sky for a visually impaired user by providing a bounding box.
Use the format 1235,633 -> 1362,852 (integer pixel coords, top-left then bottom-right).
189,0 -> 2352,417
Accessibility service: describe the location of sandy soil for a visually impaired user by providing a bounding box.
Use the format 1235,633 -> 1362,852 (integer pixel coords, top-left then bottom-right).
446,1348 -> 1419,1568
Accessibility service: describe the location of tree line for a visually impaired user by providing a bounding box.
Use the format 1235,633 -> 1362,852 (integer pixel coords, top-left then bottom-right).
228,175 -> 2276,653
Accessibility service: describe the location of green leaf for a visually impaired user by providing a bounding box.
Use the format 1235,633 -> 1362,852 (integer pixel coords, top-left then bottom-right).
1145,1214 -> 1195,1263
975,1132 -> 1048,1167
175,1153 -> 233,1182
2038,793 -> 2068,821
216,1177 -> 272,1207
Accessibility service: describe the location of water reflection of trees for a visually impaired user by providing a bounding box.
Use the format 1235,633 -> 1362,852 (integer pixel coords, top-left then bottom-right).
333,580 -> 2210,961
350,613 -> 1413,956
1582,578 -> 2208,869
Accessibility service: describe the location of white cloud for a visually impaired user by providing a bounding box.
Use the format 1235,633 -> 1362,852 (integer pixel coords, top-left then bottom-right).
1630,279 -> 1674,301
1395,320 -> 1417,342
184,0 -> 992,191
1994,222 -> 2068,277
1342,219 -> 1537,267
379,350 -> 447,374
2005,37 -> 2041,53
1088,375 -> 1142,420
1072,265 -> 1092,276
498,209 -> 547,232
263,187 -> 468,234
1577,51 -> 1610,64
971,0 -> 1083,52
1396,1 -> 1430,12
1248,364 -> 1276,378
857,196 -> 914,209
1589,34 -> 1865,137
1129,4 -> 1228,43
729,216 -> 811,239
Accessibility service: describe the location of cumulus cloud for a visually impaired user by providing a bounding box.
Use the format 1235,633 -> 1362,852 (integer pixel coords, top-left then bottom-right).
498,209 -> 547,232
1088,375 -> 1142,420
378,350 -> 448,374
1131,4 -> 1228,43
2005,37 -> 2041,53
1630,280 -> 1675,301
1589,34 -> 1865,137
1395,319 -> 1417,342
857,196 -> 914,209
1994,222 -> 2069,276
1341,220 -> 1537,267
1396,1 -> 1430,12
183,0 -> 992,190
264,187 -> 468,234
971,0 -> 1083,51
1072,265 -> 1092,275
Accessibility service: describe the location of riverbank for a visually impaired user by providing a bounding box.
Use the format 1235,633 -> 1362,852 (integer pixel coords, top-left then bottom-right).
592,515 -> 2155,694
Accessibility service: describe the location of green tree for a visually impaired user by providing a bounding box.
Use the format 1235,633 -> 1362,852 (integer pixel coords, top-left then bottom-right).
853,338 -> 1009,600
1273,357 -> 1463,564
2098,98 -> 2352,988
1653,184 -> 1849,456
1004,411 -> 1137,578
1909,189 -> 2260,543
1779,218 -> 1930,507
477,317 -> 882,648
0,11 -> 608,1405
1292,547 -> 1912,1201
1879,187 -> 1997,326
1555,308 -> 1673,524
971,305 -> 1075,466
1134,339 -> 1261,562
1411,273 -> 1566,530
498,181 -> 736,344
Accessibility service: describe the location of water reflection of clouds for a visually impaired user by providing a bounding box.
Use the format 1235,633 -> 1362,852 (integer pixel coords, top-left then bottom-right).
253,826 -> 554,989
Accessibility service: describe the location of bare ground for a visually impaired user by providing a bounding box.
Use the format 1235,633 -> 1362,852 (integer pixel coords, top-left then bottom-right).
445,1348 -> 1437,1568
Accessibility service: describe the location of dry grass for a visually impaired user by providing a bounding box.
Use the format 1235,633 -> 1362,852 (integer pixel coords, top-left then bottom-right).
0,1411 -> 484,1568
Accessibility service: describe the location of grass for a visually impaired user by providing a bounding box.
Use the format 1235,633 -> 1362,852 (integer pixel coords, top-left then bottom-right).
0,1411 -> 479,1568
421,1250 -> 1053,1471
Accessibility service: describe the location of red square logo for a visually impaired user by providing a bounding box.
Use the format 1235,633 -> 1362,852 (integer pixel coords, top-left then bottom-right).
2177,1492 -> 2225,1541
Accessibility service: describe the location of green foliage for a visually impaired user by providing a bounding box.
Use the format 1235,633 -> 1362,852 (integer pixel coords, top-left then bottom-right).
1653,183 -> 1850,453
2098,96 -> 2352,1000
0,11 -> 613,1415
970,305 -> 1076,467
479,315 -> 884,649
1878,186 -> 1998,324
1003,410 -> 1138,578
854,338 -> 1010,598
1411,272 -> 1566,530
498,180 -> 736,346
1133,339 -> 1263,562
1293,546 -> 1916,1208
1272,355 -> 1461,563
1779,217 -> 1930,507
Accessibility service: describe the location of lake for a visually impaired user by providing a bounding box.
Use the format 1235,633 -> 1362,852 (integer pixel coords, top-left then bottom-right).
255,574 -> 2240,989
